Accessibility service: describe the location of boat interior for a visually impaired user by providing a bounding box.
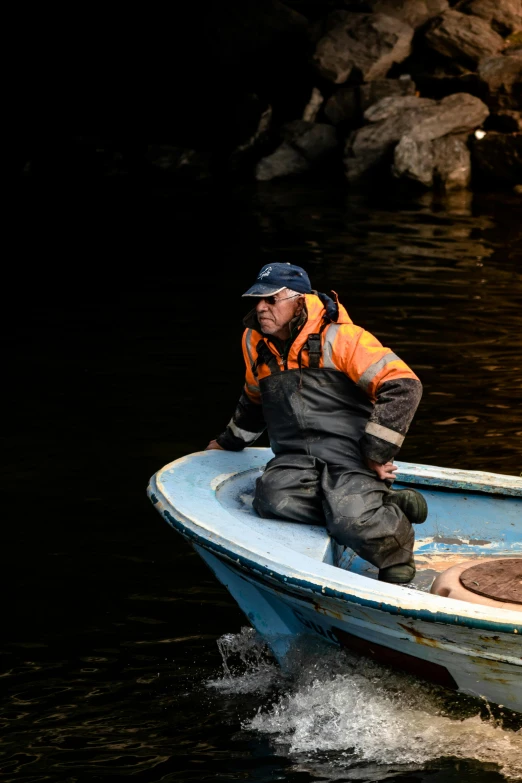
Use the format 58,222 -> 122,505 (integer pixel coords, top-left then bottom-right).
216,467 -> 522,606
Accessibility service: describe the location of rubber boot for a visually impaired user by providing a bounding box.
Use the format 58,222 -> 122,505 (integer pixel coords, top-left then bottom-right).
385,488 -> 428,525
378,559 -> 416,584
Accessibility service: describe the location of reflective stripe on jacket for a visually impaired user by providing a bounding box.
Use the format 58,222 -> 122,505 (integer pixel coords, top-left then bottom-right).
217,293 -> 422,466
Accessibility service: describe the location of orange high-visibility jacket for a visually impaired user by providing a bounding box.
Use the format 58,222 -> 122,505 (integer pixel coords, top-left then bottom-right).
217,292 -> 422,467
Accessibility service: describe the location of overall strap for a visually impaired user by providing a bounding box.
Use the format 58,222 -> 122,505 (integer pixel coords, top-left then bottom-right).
298,318 -> 331,369
252,339 -> 281,376
306,334 -> 322,368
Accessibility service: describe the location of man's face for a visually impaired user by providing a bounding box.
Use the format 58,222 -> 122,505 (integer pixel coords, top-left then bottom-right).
255,290 -> 303,339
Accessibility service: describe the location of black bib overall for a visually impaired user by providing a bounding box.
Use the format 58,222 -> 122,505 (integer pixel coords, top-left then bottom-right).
252,335 -> 415,570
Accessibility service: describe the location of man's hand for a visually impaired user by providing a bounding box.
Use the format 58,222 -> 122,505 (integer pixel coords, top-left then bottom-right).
206,439 -> 224,450
365,458 -> 398,482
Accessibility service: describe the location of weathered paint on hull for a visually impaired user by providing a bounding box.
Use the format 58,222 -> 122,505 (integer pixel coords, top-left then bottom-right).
197,546 -> 522,713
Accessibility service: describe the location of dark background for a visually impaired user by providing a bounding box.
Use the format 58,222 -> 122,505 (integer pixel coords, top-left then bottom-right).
12,1 -> 316,176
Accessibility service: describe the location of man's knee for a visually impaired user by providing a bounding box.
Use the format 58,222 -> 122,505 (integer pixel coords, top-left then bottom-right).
324,485 -> 414,568
253,465 -> 324,524
253,470 -> 287,518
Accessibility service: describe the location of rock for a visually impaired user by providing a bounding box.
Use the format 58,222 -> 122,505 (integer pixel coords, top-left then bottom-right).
365,92 -> 488,132
478,52 -> 522,109
302,87 -> 324,122
425,9 -> 505,67
455,0 -> 522,37
393,135 -> 435,185
345,100 -> 438,181
381,126 -> 472,190
368,0 -> 449,30
408,93 -> 490,139
362,74 -> 417,107
282,119 -> 338,154
471,130 -> 522,183
324,75 -> 416,126
313,12 -> 414,83
364,95 -> 436,122
256,121 -> 338,180
345,111 -> 420,182
485,109 -> 522,131
344,92 -> 489,181
433,135 -> 472,189
255,143 -> 310,180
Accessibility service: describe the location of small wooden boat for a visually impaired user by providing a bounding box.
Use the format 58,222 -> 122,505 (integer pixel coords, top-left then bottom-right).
147,449 -> 522,713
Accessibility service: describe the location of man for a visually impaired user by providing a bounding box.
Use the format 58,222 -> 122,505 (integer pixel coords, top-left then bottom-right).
207,263 -> 426,584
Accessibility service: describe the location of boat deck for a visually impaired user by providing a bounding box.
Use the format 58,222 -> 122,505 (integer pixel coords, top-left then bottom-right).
216,465 -> 522,594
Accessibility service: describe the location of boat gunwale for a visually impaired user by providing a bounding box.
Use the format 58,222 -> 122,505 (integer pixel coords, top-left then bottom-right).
391,463 -> 522,497
148,450 -> 522,636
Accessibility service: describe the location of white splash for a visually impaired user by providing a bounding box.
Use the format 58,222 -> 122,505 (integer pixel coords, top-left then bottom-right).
207,627 -> 282,695
210,628 -> 522,780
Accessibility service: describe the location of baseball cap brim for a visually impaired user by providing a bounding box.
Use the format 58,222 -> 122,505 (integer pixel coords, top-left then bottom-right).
242,284 -> 286,297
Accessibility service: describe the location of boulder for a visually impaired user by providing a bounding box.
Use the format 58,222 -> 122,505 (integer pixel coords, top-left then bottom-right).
368,0 -> 449,29
393,136 -> 435,185
256,121 -> 338,180
364,92 -> 488,132
345,106 -> 430,182
313,12 -> 414,83
471,130 -> 522,183
344,92 -> 488,181
408,93 -> 490,139
455,0 -> 522,36
302,87 -> 324,122
323,75 -> 416,126
425,9 -> 505,67
387,129 -> 472,189
282,119 -> 338,154
255,143 -> 310,180
364,95 -> 436,122
478,52 -> 522,109
433,135 -> 472,189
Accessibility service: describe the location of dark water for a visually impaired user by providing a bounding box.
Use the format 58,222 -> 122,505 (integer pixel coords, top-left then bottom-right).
3,178 -> 522,782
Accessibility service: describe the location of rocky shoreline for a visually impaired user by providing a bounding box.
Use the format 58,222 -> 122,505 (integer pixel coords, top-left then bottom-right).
18,0 -> 521,191
252,0 -> 521,190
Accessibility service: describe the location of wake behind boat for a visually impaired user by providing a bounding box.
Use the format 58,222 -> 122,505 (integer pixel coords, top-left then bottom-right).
147,448 -> 522,714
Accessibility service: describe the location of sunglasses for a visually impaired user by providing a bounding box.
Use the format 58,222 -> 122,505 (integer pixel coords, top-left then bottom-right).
258,294 -> 301,306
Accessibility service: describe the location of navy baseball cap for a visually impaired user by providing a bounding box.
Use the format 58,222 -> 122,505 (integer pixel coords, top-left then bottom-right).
242,263 -> 312,297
